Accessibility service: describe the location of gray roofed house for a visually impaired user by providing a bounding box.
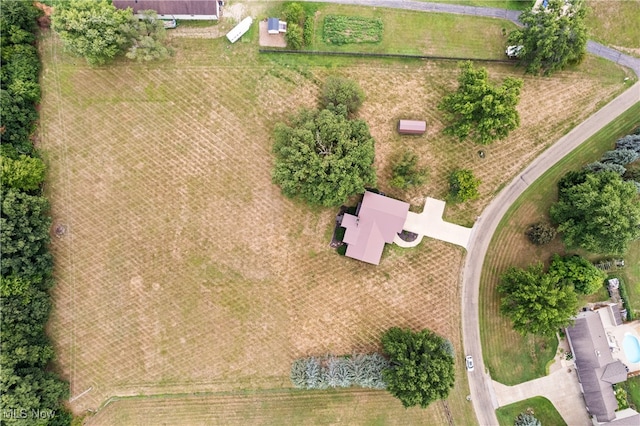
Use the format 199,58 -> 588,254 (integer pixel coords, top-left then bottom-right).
341,191 -> 409,265
113,0 -> 220,20
566,310 -> 630,423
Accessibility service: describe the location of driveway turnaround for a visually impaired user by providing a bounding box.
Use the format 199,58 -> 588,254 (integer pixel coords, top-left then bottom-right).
393,197 -> 473,249
492,367 -> 590,425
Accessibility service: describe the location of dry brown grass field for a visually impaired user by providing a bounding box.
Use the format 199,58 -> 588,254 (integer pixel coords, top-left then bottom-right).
37,13 -> 631,425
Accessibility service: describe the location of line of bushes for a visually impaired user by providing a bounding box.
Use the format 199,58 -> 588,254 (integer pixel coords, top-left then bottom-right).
1,1 -> 71,424
615,276 -> 635,321
290,353 -> 388,390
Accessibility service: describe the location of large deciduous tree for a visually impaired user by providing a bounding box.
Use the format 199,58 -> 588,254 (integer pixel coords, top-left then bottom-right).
438,61 -> 522,145
124,10 -> 172,62
52,0 -> 133,65
381,327 -> 455,408
550,171 -> 640,254
498,263 -> 578,336
508,0 -> 588,75
548,254 -> 606,295
272,106 -> 376,207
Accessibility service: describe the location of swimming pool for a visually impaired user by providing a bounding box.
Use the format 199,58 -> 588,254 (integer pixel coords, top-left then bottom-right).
623,334 -> 640,363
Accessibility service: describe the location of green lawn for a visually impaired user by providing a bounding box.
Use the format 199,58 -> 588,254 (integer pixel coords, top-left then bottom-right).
587,0 -> 640,54
481,102 -> 640,385
302,4 -> 517,59
622,241 -> 640,316
496,396 -> 567,426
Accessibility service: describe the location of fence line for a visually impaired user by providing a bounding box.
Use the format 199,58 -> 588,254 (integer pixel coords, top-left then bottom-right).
259,49 -> 515,64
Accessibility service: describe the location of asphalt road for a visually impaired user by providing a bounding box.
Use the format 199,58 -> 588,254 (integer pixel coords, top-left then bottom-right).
462,80 -> 639,426
299,1 -> 640,424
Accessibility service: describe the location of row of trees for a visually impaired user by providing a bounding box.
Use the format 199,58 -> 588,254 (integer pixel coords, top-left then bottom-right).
499,255 -> 606,336
290,327 -> 456,409
281,2 -> 314,50
290,353 -> 389,390
1,1 -> 71,424
51,0 -> 171,65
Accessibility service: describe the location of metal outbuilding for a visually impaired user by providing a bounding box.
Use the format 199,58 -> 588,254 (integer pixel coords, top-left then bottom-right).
398,120 -> 426,135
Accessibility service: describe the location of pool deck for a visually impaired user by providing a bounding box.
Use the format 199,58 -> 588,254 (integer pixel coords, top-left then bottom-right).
597,308 -> 640,372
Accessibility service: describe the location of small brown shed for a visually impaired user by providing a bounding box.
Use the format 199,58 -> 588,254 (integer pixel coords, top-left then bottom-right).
398,120 -> 426,135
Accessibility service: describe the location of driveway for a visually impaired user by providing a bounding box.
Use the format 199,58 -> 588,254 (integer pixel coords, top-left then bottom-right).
394,197 -> 473,249
493,367 -> 590,425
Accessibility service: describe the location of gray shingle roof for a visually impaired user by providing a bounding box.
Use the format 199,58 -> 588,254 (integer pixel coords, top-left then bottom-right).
113,0 -> 219,18
566,310 -> 625,423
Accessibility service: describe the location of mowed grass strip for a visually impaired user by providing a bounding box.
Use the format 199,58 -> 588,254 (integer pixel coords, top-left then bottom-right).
480,102 -> 640,385
496,396 -> 567,426
86,389 -> 453,426
306,4 -> 518,58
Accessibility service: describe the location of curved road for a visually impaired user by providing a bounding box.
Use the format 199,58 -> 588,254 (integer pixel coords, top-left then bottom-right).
300,1 -> 640,424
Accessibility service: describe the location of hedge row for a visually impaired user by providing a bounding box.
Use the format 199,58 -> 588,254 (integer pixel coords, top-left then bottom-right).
290,353 -> 389,390
1,1 -> 71,424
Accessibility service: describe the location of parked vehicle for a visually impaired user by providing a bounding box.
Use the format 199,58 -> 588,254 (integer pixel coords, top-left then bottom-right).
506,45 -> 523,59
465,355 -> 474,371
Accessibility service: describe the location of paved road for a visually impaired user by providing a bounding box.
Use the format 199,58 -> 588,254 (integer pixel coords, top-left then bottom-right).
292,1 -> 640,424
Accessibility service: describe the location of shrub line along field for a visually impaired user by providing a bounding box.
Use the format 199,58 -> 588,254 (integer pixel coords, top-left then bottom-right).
38,3 -> 634,424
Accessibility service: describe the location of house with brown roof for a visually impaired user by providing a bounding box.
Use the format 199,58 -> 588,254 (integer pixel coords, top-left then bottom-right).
113,0 -> 220,20
566,310 -> 640,424
340,191 -> 409,265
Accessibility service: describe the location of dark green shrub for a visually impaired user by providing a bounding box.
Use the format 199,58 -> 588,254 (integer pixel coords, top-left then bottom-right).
390,150 -> 427,190
525,222 -> 556,245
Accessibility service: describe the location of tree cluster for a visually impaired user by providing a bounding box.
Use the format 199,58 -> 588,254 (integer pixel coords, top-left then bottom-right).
550,170 -> 640,254
51,0 -> 171,66
272,78 -> 376,207
1,2 -> 71,423
282,3 -> 313,50
508,0 -> 588,75
1,0 -> 42,158
290,353 -> 389,389
499,262 -> 578,336
390,150 -> 428,190
448,169 -> 481,202
499,254 -> 605,336
438,61 -> 523,145
381,327 -> 455,408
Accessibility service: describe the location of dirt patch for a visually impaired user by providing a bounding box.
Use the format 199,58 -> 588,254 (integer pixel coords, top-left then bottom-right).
259,20 -> 287,48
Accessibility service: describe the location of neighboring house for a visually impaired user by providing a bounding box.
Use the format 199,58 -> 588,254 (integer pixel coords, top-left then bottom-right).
113,0 -> 220,20
340,191 -> 409,265
267,17 -> 287,34
566,309 -> 640,424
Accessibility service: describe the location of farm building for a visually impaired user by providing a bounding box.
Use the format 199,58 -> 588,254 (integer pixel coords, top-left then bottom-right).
340,191 -> 410,265
113,0 -> 220,20
226,16 -> 253,43
398,120 -> 427,135
267,18 -> 287,34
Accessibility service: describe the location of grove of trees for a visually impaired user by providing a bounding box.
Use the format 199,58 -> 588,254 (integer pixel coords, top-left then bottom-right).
1,1 -> 71,423
438,61 -> 523,145
51,0 -> 171,65
508,0 -> 588,76
550,170 -> 640,254
272,79 -> 376,207
381,327 -> 455,408
499,262 -> 579,336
